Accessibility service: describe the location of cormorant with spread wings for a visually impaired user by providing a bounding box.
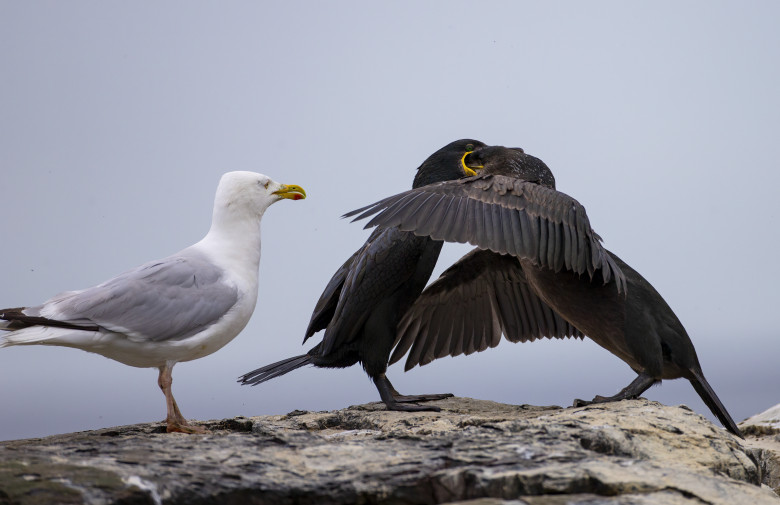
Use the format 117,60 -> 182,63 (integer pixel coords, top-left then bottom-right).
348,145 -> 741,437
240,140 -> 543,411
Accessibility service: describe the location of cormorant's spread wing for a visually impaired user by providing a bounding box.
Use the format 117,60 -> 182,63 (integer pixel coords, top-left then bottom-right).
304,247 -> 362,343
304,228 -> 391,344
318,227 -> 427,356
345,175 -> 626,293
390,248 -> 584,370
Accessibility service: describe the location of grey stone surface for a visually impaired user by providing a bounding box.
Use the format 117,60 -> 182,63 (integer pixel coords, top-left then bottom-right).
744,403 -> 780,436
1,397 -> 778,505
742,403 -> 780,496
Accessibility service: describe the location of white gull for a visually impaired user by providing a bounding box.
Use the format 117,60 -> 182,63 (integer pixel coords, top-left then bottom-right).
0,171 -> 305,433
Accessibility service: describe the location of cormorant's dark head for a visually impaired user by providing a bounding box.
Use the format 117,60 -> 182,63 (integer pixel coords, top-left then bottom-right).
464,145 -> 556,189
412,139 -> 487,188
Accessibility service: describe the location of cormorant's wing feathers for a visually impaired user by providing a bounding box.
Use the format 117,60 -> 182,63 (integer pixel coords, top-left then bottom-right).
317,227 -> 426,356
304,247 -> 362,343
347,175 -> 626,294
304,226 -> 401,345
390,248 -> 584,370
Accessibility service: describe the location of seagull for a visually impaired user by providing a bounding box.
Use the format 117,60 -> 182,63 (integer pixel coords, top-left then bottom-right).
1,171 -> 305,433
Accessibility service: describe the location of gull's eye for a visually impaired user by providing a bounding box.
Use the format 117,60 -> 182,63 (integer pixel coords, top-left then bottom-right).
260,179 -> 270,189
465,143 -> 475,152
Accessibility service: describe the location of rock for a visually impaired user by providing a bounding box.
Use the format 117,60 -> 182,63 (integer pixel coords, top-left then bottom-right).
742,403 -> 780,496
1,397 -> 778,505
743,404 -> 780,436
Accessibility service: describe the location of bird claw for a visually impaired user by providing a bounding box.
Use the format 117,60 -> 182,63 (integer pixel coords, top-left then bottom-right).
393,393 -> 454,403
573,394 -> 639,408
166,421 -> 209,434
386,402 -> 442,412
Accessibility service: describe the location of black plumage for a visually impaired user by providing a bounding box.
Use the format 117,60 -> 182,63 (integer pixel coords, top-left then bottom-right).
393,248 -> 585,368
348,145 -> 742,437
242,139 -> 528,411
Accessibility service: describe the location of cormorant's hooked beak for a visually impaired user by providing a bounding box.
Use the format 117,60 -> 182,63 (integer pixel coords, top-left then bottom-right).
273,184 -> 307,200
461,151 -> 484,177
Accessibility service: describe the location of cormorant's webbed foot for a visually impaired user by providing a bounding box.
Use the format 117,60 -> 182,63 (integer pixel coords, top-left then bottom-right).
392,393 -> 454,403
388,401 -> 443,412
387,381 -> 453,403
573,372 -> 657,407
374,374 -> 444,412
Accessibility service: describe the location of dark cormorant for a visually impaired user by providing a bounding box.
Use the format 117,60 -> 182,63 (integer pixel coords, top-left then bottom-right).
241,140 -> 501,411
347,145 -> 742,437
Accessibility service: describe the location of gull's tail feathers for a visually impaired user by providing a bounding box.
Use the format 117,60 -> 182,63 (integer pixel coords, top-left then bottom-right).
0,326 -> 78,348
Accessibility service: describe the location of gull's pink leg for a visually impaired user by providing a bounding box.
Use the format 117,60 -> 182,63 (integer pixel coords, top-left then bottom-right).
157,364 -> 208,434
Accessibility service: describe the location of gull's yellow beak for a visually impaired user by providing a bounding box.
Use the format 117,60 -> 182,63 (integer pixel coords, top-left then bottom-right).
461,151 -> 483,177
273,184 -> 307,200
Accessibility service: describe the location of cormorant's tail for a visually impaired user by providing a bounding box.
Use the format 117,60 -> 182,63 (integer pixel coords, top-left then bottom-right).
689,369 -> 742,438
238,354 -> 312,386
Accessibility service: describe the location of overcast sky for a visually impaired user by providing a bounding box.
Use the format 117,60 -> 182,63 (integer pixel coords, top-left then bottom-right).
1,1 -> 778,441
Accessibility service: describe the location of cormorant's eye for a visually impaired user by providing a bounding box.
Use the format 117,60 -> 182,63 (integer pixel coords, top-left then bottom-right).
465,144 -> 475,152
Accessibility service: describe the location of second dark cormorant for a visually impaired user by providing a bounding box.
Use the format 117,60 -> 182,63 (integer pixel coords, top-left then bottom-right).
347,145 -> 742,437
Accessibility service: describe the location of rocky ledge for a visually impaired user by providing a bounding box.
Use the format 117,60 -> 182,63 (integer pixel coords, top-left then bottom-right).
1,397 -> 779,505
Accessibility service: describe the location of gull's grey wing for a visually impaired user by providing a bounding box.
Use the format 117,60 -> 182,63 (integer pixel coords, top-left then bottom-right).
345,175 -> 626,293
390,248 -> 584,370
28,249 -> 239,342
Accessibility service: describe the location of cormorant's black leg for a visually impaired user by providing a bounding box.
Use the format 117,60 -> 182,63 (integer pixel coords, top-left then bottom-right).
374,374 -> 443,412
573,372 -> 657,407
386,380 -> 454,403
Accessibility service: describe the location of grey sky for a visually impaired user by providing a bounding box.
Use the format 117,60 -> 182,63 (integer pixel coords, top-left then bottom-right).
1,1 -> 778,440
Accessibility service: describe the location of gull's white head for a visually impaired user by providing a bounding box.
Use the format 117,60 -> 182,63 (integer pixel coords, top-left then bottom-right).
210,171 -> 306,234
215,171 -> 305,214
